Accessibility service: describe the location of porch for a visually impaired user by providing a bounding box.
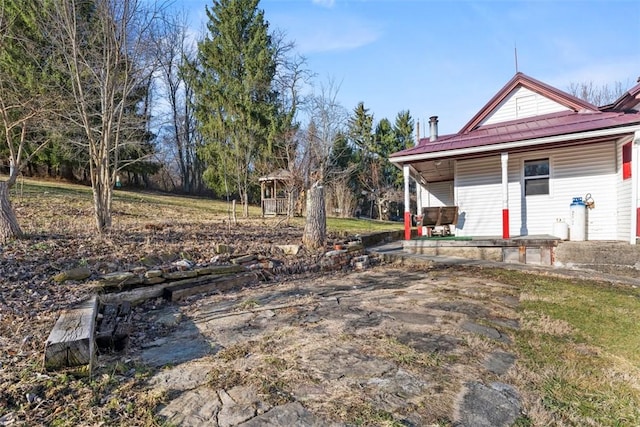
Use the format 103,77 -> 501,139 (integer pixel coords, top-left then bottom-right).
403,235 -> 560,266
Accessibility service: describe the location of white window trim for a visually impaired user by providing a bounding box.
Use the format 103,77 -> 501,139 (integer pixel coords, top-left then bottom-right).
522,156 -> 551,197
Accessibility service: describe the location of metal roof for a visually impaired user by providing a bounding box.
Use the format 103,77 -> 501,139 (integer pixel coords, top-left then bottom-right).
391,109 -> 640,159
390,73 -> 640,162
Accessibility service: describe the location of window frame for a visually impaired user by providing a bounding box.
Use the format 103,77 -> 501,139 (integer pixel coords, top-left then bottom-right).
523,157 -> 550,196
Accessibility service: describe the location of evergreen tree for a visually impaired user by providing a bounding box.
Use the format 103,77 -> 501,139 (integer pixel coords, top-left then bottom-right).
0,0 -> 56,242
191,0 -> 278,216
394,110 -> 414,150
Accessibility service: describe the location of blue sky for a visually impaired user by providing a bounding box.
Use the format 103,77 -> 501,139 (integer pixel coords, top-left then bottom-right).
186,0 -> 640,135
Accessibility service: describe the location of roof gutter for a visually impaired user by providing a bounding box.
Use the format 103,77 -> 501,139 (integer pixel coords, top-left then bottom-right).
390,124 -> 640,165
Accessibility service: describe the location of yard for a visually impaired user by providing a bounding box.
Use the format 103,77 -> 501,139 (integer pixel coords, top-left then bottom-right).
0,179 -> 638,426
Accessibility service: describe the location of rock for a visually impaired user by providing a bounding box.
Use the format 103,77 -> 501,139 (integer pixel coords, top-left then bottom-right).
484,352 -> 516,375
455,382 -> 522,427
218,387 -> 259,427
144,269 -> 163,278
155,312 -> 183,327
100,271 -> 141,286
232,254 -> 257,265
52,267 -> 92,283
163,270 -> 199,280
276,244 -> 301,255
158,387 -> 221,426
173,259 -> 193,270
462,321 -> 511,343
239,402 -> 340,427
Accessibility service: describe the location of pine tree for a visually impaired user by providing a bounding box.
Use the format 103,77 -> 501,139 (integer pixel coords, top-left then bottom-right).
191,0 -> 278,216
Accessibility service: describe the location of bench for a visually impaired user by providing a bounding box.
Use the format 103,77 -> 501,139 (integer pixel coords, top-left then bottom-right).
421,206 -> 459,236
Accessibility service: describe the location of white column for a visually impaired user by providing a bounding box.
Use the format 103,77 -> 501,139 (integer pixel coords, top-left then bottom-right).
501,152 -> 509,239
631,131 -> 640,244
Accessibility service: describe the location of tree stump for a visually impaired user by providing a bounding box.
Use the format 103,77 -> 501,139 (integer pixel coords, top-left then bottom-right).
303,184 -> 326,249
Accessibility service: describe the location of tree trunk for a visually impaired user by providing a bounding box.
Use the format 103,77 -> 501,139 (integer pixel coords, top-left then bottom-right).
92,165 -> 113,234
302,184 -> 326,250
0,182 -> 23,243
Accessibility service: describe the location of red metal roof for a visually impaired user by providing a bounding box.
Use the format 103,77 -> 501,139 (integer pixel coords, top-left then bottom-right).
391,110 -> 640,158
391,73 -> 640,160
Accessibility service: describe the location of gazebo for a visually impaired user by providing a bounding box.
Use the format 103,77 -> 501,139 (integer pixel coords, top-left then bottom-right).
258,169 -> 297,216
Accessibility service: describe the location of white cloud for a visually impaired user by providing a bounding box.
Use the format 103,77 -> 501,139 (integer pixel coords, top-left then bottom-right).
312,0 -> 335,8
297,22 -> 380,53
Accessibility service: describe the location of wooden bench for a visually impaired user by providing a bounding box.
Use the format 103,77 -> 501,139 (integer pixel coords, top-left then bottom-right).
421,206 -> 459,236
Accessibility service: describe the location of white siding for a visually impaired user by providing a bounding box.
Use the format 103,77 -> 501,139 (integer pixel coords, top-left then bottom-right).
455,157 -> 503,237
453,141 -> 619,239
617,140 -> 632,240
420,181 -> 454,208
481,87 -> 571,126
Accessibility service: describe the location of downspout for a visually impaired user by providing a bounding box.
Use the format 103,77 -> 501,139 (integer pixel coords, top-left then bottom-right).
632,130 -> 640,244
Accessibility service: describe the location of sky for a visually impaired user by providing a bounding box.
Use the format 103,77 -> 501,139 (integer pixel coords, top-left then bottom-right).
185,0 -> 640,136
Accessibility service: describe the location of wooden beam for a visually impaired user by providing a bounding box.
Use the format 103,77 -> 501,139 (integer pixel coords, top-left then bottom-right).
164,272 -> 257,302
44,296 -> 98,371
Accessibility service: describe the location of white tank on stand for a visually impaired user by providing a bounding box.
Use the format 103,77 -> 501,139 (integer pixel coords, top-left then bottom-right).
569,197 -> 586,241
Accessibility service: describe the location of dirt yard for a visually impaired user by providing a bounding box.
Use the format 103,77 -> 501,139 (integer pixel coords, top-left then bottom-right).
136,264 -> 524,426
3,182 -> 628,426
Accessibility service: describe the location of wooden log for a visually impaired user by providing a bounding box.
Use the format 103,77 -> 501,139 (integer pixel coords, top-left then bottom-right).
44,296 -> 98,371
96,303 -> 119,349
164,272 -> 257,302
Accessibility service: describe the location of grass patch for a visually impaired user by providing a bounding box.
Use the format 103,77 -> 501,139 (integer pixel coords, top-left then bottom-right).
6,175 -> 402,235
479,269 -> 640,425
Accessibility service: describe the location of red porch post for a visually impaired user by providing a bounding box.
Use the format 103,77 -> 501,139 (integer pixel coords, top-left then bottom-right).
501,153 -> 510,239
403,164 -> 411,240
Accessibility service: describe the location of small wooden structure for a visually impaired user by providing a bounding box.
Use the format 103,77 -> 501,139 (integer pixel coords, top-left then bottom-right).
259,169 -> 297,216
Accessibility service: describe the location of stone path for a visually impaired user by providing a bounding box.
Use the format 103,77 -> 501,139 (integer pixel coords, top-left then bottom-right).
132,265 -> 522,426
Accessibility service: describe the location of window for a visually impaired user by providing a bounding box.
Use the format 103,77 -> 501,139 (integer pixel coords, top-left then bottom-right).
524,158 -> 549,196
623,142 -> 632,180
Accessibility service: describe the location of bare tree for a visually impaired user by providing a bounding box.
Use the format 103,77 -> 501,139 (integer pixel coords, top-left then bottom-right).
567,80 -> 629,107
268,30 -> 313,219
301,78 -> 348,248
306,78 -> 348,185
154,11 -> 204,194
49,0 -> 162,234
0,0 -> 58,242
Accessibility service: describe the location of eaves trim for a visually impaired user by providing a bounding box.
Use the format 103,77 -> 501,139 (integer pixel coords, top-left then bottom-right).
389,124 -> 640,164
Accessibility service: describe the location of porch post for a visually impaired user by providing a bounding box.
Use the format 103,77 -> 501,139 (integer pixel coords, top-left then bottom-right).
415,179 -> 423,236
403,164 -> 411,240
501,152 -> 509,239
632,131 -> 640,244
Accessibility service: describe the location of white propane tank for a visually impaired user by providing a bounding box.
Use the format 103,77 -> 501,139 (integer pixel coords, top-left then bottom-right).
552,218 -> 569,240
569,197 -> 586,241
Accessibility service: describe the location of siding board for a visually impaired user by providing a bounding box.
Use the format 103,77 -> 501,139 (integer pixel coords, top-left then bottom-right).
454,141 -> 618,239
482,87 -> 571,126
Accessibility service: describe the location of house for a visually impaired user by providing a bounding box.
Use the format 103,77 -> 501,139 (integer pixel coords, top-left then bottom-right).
389,72 -> 640,243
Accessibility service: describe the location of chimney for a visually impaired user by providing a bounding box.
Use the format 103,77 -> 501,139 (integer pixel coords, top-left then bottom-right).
429,116 -> 438,142
416,118 -> 420,142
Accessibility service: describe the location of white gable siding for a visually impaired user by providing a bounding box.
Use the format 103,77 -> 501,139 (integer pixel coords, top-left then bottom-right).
481,87 -> 571,126
617,140 -> 632,241
455,157 -> 503,236
453,142 -> 618,239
